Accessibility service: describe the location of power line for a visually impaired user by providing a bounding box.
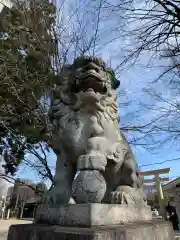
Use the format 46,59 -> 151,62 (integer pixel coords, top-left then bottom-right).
140,157 -> 180,168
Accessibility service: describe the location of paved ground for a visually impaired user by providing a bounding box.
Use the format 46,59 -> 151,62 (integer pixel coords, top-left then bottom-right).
0,219 -> 32,240
0,232 -> 7,240
175,233 -> 180,240
0,219 -> 32,232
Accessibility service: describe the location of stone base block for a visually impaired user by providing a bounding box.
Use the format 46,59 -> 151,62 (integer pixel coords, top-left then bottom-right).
34,203 -> 152,227
7,220 -> 173,240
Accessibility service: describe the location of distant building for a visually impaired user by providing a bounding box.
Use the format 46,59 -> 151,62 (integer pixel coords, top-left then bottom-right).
162,177 -> 180,227
145,177 -> 180,225
163,177 -> 180,202
7,186 -> 14,198
6,178 -> 47,218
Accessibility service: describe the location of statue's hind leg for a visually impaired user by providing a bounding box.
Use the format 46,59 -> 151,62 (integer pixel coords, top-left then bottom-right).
43,152 -> 76,204
108,153 -> 146,205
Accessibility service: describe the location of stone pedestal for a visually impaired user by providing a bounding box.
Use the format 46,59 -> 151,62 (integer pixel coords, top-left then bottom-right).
7,204 -> 173,239
34,203 -> 152,227
7,220 -> 173,240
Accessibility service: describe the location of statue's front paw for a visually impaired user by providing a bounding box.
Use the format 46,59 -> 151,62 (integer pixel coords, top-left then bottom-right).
42,190 -> 76,204
111,186 -> 141,205
111,189 -> 130,204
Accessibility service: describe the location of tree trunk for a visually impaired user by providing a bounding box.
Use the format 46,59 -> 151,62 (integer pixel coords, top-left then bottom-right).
20,201 -> 25,219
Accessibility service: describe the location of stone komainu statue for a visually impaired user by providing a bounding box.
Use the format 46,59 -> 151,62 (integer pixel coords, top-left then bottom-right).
46,56 -> 146,206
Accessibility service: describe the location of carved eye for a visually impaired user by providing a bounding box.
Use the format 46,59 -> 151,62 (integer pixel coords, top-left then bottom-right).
94,67 -> 100,73
99,66 -> 104,71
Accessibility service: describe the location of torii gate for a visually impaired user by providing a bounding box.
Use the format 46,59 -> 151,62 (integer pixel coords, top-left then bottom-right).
140,168 -> 171,218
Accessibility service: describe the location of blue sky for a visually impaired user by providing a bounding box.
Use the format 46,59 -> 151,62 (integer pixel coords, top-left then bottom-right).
118,60 -> 180,181
17,0 -> 180,185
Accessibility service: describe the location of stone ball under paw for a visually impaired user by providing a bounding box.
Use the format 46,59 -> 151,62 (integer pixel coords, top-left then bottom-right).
73,170 -> 106,203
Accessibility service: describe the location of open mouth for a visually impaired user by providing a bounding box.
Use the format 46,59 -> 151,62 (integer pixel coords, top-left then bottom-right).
77,78 -> 107,94
73,71 -> 107,94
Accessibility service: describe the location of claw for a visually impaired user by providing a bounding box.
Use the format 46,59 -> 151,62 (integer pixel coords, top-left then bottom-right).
111,190 -> 130,204
111,191 -> 122,204
110,186 -> 145,205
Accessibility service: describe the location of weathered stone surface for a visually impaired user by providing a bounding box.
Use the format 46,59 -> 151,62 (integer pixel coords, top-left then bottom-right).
7,220 -> 173,240
34,203 -> 152,227
74,170 -> 107,204
44,56 -> 146,207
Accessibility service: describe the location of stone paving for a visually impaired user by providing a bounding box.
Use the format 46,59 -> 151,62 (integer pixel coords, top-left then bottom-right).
0,231 -> 7,240
0,219 -> 32,240
0,219 -> 32,232
174,234 -> 180,240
